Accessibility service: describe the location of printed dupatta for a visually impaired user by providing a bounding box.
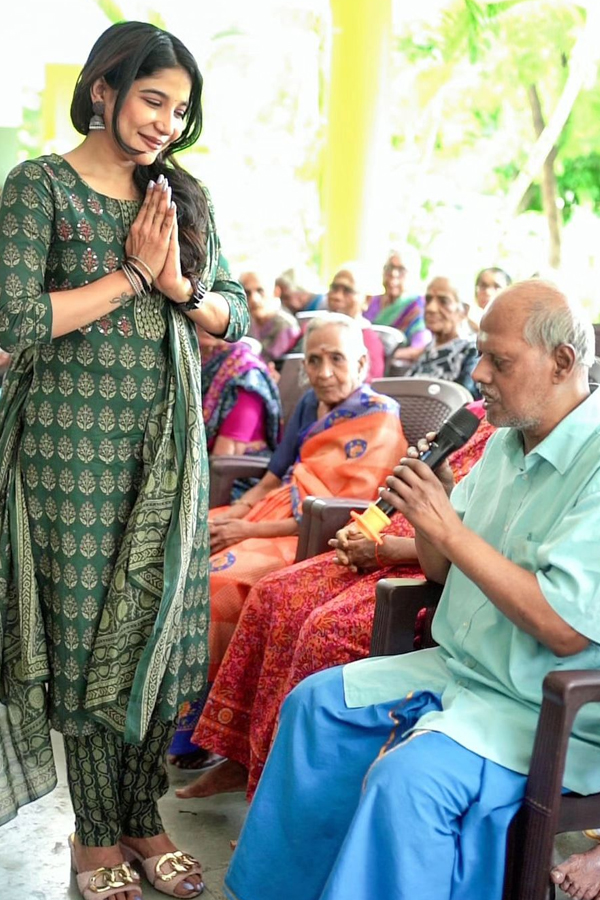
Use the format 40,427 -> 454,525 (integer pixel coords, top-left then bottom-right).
0,304 -> 203,826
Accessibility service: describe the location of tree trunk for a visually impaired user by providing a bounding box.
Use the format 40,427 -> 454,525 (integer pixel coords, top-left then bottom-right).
527,84 -> 561,269
505,7 -> 599,222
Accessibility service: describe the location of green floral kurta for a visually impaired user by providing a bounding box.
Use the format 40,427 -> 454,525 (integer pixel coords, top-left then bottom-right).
0,154 -> 248,825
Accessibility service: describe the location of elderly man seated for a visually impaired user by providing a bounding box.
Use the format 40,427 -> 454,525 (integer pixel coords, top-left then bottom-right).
222,280 -> 600,900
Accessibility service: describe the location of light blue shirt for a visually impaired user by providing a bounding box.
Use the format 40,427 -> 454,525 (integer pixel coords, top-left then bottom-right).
344,388 -> 600,795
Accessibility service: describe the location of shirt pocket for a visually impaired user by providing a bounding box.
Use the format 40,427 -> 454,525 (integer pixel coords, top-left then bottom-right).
505,535 -> 542,573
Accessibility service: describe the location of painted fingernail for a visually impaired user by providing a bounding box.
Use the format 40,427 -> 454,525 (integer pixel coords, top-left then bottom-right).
182,882 -> 196,891
161,179 -> 169,192
170,200 -> 176,209
148,180 -> 155,189
156,174 -> 165,184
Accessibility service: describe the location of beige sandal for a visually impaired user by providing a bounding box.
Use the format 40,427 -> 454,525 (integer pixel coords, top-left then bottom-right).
69,834 -> 142,900
120,843 -> 204,897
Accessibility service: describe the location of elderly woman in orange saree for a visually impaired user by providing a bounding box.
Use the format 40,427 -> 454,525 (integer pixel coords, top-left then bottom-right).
169,313 -> 407,761
175,408 -> 495,799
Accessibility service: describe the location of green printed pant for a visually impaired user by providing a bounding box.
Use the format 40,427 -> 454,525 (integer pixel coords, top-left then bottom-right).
63,717 -> 176,846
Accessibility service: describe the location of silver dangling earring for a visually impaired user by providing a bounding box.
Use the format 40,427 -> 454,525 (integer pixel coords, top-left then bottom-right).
89,100 -> 105,131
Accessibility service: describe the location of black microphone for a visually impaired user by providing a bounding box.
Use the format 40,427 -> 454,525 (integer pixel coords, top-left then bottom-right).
375,405 -> 482,516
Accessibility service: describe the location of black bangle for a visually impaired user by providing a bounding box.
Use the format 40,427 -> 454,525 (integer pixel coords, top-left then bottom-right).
180,273 -> 207,311
125,259 -> 152,294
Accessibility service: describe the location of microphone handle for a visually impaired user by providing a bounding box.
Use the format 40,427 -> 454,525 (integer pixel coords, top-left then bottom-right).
372,435 -> 454,515
352,408 -> 480,544
420,438 -> 454,471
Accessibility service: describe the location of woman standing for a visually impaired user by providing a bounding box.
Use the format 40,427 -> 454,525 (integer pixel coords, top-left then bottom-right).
0,21 -> 248,900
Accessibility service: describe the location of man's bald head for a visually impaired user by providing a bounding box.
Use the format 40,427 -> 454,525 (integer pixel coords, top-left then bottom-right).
481,279 -> 594,369
475,279 -> 593,449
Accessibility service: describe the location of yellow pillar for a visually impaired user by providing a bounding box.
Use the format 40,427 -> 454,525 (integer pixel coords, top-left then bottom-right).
42,64 -> 81,153
321,0 -> 393,282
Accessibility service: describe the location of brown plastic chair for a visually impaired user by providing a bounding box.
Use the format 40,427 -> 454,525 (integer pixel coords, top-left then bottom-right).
295,496 -> 369,561
208,455 -> 269,508
209,473 -> 363,561
369,324 -> 407,359
370,578 -> 600,900
370,376 -> 474,446
277,353 -> 306,427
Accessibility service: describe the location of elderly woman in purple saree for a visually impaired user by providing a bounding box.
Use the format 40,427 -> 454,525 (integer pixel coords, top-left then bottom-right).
201,334 -> 282,467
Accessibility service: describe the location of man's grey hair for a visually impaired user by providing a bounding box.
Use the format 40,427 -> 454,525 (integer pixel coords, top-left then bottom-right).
304,312 -> 369,377
523,299 -> 595,368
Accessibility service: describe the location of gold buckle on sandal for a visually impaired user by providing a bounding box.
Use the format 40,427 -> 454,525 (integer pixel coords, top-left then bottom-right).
88,862 -> 139,892
155,850 -> 199,882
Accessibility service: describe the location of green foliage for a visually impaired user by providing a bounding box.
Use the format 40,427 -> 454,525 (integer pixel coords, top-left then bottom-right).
148,10 -> 167,29
558,154 -> 600,222
93,0 -> 125,23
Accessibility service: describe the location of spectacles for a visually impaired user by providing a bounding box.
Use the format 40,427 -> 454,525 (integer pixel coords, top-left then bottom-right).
328,282 -> 357,296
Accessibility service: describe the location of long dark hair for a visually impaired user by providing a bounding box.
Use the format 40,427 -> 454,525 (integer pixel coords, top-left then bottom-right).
71,21 -> 208,274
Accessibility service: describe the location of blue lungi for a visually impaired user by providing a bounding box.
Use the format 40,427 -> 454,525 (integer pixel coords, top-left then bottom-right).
224,666 -> 527,900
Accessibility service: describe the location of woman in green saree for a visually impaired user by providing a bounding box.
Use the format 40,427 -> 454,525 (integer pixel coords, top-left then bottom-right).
0,21 -> 248,900
364,249 -> 430,363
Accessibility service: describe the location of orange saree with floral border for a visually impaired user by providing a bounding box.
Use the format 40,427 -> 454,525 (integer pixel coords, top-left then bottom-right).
207,386 -> 407,680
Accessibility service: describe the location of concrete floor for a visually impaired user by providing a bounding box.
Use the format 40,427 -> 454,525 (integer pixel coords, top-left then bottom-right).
0,730 -> 595,899
1,731 -> 247,900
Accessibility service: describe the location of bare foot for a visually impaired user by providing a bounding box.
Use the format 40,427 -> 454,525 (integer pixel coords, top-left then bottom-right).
550,843 -> 600,899
121,832 -> 203,897
71,835 -> 141,900
175,759 -> 248,799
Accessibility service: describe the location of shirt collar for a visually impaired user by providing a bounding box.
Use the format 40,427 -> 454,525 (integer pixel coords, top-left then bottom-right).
501,388 -> 600,474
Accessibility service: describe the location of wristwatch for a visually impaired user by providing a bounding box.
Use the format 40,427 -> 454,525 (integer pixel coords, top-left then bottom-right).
181,274 -> 207,311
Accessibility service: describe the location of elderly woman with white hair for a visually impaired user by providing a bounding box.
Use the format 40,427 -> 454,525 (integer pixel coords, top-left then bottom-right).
406,274 -> 480,397
169,313 -> 407,762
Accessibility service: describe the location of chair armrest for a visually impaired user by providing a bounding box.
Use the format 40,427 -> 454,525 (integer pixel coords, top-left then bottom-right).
525,670 -> 600,829
385,359 -> 411,377
295,497 -> 319,562
370,579 -> 443,656
503,670 -> 600,900
296,496 -> 371,561
209,455 -> 269,508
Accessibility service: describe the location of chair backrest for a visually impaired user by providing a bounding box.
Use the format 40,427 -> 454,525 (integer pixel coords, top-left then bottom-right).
238,335 -> 263,357
370,376 -> 473,446
277,353 -> 306,426
369,324 -> 407,357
